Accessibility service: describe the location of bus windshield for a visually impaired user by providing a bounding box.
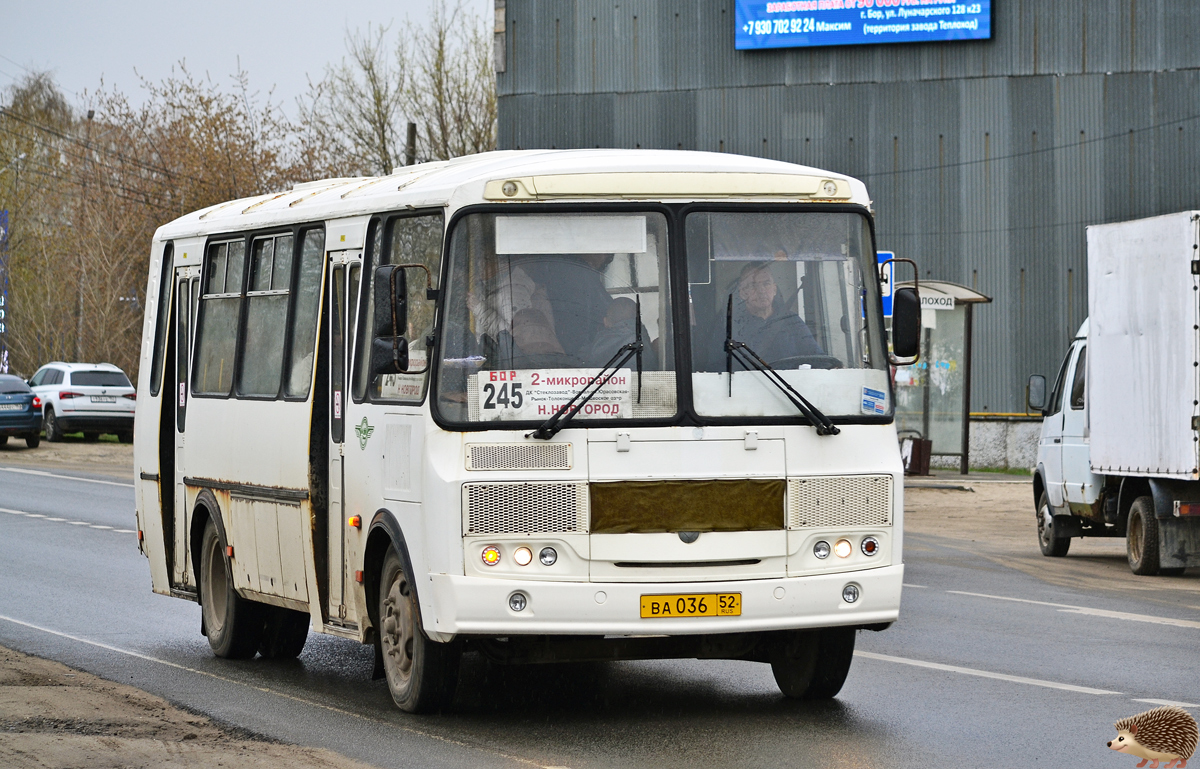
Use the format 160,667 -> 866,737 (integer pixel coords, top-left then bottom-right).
435,208 -> 889,426
437,211 -> 677,424
686,211 -> 889,419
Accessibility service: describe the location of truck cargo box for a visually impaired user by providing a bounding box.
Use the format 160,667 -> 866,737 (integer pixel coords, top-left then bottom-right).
1087,211 -> 1200,480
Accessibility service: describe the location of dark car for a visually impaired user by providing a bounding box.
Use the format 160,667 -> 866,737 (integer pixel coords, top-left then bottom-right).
0,374 -> 42,448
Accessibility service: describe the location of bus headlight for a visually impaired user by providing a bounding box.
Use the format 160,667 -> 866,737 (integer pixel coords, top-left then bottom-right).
513,546 -> 533,566
813,541 -> 831,559
508,592 -> 528,612
842,584 -> 861,603
539,547 -> 558,566
834,539 -> 853,558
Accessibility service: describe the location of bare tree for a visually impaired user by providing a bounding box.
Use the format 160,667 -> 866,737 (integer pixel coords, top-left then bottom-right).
300,1 -> 496,175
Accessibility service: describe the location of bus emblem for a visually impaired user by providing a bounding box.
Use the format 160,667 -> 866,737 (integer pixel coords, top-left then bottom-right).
355,417 -> 375,450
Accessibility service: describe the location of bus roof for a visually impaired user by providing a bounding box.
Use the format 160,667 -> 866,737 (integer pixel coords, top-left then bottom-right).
154,149 -> 872,241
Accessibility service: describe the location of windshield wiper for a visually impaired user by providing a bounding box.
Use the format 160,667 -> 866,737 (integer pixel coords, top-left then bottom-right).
724,295 -> 840,436
527,296 -> 644,440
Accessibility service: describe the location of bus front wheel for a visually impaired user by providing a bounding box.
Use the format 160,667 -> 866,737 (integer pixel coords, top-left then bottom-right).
378,547 -> 460,713
199,518 -> 262,659
770,627 -> 856,699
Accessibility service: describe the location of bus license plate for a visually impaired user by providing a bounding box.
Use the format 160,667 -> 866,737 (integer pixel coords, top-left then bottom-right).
640,593 -> 741,618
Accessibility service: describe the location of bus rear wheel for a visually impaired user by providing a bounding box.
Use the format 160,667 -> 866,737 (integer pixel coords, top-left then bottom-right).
378,547 -> 460,713
259,606 -> 310,660
199,518 -> 262,659
770,627 -> 856,699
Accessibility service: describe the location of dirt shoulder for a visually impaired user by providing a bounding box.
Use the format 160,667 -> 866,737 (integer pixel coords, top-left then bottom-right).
0,437 -> 133,481
904,480 -> 1200,610
0,645 -> 378,769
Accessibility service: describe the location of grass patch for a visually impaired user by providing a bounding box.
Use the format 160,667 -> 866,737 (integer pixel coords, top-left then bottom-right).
972,467 -> 1032,476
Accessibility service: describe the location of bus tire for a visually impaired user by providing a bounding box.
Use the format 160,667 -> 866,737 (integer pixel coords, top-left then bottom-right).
258,606 -> 310,660
771,627 -> 856,700
378,547 -> 459,713
1127,496 -> 1161,575
199,518 -> 263,659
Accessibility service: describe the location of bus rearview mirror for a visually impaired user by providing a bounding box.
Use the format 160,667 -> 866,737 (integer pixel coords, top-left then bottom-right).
889,287 -> 921,363
370,336 -> 410,377
373,265 -> 407,339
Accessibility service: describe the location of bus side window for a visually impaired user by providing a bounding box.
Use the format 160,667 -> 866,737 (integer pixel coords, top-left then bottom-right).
285,228 -> 326,399
352,218 -> 384,402
357,213 -> 442,403
194,240 -> 246,396
149,244 -> 174,397
239,233 -> 293,397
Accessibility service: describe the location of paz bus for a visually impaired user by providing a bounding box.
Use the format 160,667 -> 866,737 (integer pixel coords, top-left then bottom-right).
132,150 -> 921,712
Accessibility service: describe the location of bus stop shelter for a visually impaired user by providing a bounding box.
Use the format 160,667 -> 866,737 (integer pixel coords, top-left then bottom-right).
893,281 -> 992,474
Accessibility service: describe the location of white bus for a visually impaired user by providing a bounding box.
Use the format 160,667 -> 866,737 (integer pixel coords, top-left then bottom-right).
133,150 -> 921,712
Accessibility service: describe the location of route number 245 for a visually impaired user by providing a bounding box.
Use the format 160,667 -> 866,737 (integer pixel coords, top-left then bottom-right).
482,382 -> 523,409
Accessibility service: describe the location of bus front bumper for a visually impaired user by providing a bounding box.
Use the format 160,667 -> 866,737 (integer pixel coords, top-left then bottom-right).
428,564 -> 903,638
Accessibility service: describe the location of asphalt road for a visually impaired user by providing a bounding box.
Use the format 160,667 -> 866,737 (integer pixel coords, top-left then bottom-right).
1,463 -> 1197,768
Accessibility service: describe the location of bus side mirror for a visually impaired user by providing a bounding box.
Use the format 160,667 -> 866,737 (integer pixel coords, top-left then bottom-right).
1027,374 -> 1047,413
889,287 -> 921,364
373,265 -> 407,338
371,265 -> 409,376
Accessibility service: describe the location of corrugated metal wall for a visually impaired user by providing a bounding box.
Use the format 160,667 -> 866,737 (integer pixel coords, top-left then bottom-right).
496,0 -> 1200,414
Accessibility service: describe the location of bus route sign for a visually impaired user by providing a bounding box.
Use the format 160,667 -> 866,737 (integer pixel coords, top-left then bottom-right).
472,368 -> 633,422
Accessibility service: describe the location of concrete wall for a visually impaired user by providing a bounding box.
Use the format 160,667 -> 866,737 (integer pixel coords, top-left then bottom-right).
930,419 -> 1041,470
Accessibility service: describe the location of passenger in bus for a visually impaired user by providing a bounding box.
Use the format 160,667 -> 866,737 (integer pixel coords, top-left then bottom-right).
525,253 -> 614,358
582,297 -> 659,369
467,259 -> 555,344
730,262 -> 823,364
511,308 -> 566,357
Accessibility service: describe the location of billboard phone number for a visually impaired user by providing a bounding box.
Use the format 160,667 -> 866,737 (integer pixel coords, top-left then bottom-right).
749,3 -> 981,35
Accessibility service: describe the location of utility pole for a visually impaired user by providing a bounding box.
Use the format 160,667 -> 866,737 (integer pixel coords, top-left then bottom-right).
76,109 -> 93,362
405,121 -> 417,166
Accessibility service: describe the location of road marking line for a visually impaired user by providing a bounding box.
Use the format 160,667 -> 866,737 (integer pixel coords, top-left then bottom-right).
0,507 -> 131,533
902,583 -> 927,588
1134,699 -> 1200,708
854,651 -> 1123,695
947,590 -> 1200,630
0,466 -> 134,488
0,613 -> 551,768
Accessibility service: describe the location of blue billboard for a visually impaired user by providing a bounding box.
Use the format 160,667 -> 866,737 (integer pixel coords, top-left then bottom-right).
735,1 -> 991,50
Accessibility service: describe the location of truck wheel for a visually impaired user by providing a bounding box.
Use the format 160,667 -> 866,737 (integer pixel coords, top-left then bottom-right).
199,518 -> 263,658
771,627 -> 856,699
1127,496 -> 1161,576
378,547 -> 460,713
43,410 -> 62,442
1036,492 -> 1070,557
258,606 -> 310,660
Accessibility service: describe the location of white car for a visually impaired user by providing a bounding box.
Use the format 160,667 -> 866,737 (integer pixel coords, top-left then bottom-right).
29,362 -> 135,443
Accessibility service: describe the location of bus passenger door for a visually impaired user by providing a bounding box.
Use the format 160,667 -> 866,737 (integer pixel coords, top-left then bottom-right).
172,268 -> 200,587
326,254 -> 361,625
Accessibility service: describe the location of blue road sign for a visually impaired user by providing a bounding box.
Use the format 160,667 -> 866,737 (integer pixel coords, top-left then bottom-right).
877,250 -> 895,318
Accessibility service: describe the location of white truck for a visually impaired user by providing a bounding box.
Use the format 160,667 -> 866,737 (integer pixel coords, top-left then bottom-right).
1028,211 -> 1200,575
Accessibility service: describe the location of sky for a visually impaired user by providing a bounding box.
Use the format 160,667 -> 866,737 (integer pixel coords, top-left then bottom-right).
0,0 -> 491,117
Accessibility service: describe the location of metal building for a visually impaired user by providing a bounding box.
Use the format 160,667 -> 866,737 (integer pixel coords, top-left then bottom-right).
494,0 -> 1200,415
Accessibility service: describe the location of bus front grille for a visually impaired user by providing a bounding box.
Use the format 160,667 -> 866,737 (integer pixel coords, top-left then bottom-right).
465,442 -> 573,470
464,481 -> 589,534
787,475 -> 892,529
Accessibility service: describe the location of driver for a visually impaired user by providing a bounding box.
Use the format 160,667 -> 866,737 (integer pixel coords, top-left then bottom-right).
732,263 -> 823,364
